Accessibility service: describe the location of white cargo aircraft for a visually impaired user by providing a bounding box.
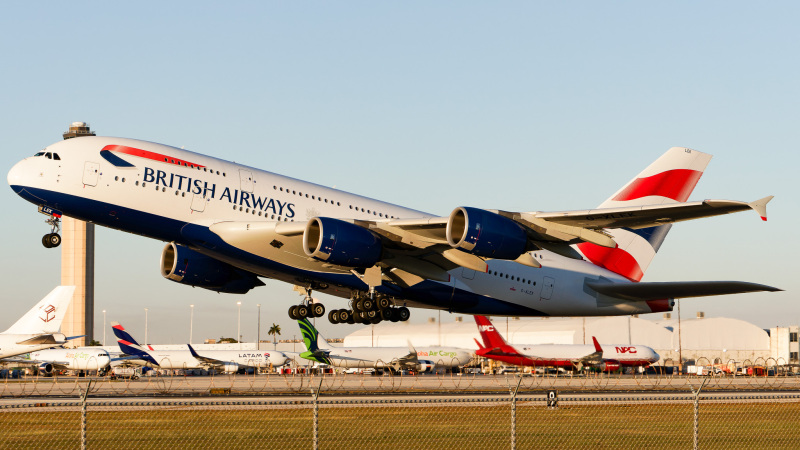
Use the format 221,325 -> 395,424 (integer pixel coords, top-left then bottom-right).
111,321 -> 290,373
297,318 -> 472,372
0,286 -> 79,359
20,347 -> 126,376
7,136 -> 780,325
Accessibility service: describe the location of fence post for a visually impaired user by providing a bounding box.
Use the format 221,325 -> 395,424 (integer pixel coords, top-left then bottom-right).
312,377 -> 323,450
509,375 -> 523,450
79,380 -> 92,450
691,378 -> 708,450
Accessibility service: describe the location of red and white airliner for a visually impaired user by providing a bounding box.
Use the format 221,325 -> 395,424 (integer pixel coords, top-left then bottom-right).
474,315 -> 659,371
7,135 -> 779,325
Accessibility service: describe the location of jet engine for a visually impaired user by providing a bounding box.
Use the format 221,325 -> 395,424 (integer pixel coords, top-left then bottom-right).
446,207 -> 528,260
221,362 -> 239,374
160,243 -> 265,294
303,217 -> 382,267
38,363 -> 54,377
416,361 -> 435,373
597,360 -> 621,372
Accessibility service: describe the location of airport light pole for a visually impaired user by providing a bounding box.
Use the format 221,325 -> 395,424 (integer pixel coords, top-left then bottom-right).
190,304 -> 194,345
102,309 -> 106,346
237,301 -> 242,350
257,304 -> 261,351
144,308 -> 149,346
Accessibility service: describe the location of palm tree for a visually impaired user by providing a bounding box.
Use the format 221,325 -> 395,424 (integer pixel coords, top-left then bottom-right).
268,323 -> 281,349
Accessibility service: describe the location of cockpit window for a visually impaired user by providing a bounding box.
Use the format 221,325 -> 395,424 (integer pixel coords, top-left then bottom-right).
34,152 -> 45,157
45,152 -> 52,159
52,153 -> 61,160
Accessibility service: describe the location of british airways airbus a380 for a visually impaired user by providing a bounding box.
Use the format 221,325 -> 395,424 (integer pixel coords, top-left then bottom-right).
7,135 -> 779,325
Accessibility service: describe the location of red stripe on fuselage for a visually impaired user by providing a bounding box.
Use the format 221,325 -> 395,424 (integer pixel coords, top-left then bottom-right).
577,243 -> 644,282
612,169 -> 702,202
102,145 -> 206,169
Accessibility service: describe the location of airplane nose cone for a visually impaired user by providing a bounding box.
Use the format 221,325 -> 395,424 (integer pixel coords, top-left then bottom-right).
7,160 -> 26,193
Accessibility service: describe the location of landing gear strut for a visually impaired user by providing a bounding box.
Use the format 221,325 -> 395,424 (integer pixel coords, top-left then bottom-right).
42,215 -> 61,248
287,287 -> 326,320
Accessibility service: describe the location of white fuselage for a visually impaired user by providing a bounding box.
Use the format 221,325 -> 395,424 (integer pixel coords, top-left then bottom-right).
320,346 -> 472,369
515,343 -> 659,366
7,136 -> 653,317
125,348 -> 289,370
28,348 -> 115,371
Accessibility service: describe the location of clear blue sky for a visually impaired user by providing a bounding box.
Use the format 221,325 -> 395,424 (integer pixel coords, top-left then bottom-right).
0,2 -> 796,344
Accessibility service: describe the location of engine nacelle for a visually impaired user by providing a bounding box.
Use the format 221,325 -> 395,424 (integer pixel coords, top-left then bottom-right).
221,362 -> 239,374
160,243 -> 264,294
416,361 -> 435,373
303,217 -> 382,267
38,363 -> 54,376
598,360 -> 621,372
446,207 -> 528,260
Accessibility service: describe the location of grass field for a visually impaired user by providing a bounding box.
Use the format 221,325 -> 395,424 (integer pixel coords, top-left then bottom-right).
1,401 -> 798,448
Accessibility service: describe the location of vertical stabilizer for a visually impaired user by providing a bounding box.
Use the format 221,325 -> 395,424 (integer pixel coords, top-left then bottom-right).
577,147 -> 713,281
4,286 -> 76,335
474,316 -> 509,349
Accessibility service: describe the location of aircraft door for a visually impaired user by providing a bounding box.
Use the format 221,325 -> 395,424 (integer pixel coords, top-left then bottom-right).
82,162 -> 99,186
191,193 -> 207,212
540,276 -> 555,300
239,170 -> 254,193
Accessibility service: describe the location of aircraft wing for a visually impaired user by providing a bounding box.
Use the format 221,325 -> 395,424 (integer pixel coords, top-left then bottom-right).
201,195 -> 772,284
587,280 -> 782,301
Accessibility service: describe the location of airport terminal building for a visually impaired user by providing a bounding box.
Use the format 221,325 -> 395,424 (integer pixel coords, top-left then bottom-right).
342,315 -> 799,368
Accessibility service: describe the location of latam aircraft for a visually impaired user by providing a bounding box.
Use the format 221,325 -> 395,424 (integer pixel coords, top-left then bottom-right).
297,318 -> 472,372
111,321 -> 290,373
0,286 -> 79,359
7,136 -> 780,324
474,316 -> 658,371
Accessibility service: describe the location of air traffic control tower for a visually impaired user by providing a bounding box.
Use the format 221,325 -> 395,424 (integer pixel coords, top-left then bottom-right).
60,122 -> 95,347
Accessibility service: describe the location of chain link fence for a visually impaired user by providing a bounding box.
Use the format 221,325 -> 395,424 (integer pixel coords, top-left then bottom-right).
1,382 -> 798,448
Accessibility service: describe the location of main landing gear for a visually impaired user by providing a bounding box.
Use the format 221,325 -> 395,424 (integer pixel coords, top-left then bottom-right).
327,295 -> 410,325
42,215 -> 61,248
287,287 -> 326,320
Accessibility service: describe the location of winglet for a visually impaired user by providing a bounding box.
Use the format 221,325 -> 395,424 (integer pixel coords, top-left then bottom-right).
592,336 -> 603,353
749,195 -> 773,221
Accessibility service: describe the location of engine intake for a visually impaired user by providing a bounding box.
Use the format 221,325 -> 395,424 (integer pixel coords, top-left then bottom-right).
160,243 -> 264,294
303,217 -> 382,267
446,207 -> 528,260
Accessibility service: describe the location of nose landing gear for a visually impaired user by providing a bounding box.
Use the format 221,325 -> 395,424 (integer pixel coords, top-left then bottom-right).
42,214 -> 61,248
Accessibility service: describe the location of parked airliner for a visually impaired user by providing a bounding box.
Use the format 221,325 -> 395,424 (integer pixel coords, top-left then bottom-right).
7,135 -> 779,324
297,318 -> 472,372
474,316 -> 658,371
0,286 -> 79,359
111,321 -> 290,372
20,347 -> 128,376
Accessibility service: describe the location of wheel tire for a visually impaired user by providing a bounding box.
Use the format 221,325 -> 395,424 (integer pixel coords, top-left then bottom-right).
362,299 -> 374,310
380,308 -> 394,321
346,312 -> 355,325
370,316 -> 382,324
49,233 -> 61,248
296,305 -> 309,318
42,234 -> 53,248
335,310 -> 348,323
378,297 -> 390,309
288,305 -> 299,320
366,310 -> 378,320
354,300 -> 364,312
358,311 -> 370,321
328,310 -> 339,324
312,303 -> 325,318
397,307 -> 410,322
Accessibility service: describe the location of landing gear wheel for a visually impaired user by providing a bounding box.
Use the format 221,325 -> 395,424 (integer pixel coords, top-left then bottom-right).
328,310 -> 339,324
377,298 -> 391,309
370,316 -> 381,324
354,300 -> 364,312
337,310 -> 350,323
311,303 -> 325,318
288,305 -> 299,320
362,299 -> 374,311
296,305 -> 309,318
42,234 -> 53,248
397,307 -> 410,322
47,233 -> 61,248
380,308 -> 394,322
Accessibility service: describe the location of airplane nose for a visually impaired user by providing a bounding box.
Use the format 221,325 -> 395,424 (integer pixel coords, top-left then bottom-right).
7,160 -> 26,193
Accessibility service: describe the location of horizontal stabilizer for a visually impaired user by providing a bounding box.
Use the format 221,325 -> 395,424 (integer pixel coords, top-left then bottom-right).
587,280 -> 782,301
16,334 -> 61,345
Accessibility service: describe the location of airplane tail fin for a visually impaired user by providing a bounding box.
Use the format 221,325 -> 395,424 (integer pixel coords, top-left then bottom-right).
297,318 -> 331,352
577,147 -> 713,281
473,316 -> 509,349
4,286 -> 76,335
111,321 -> 159,366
